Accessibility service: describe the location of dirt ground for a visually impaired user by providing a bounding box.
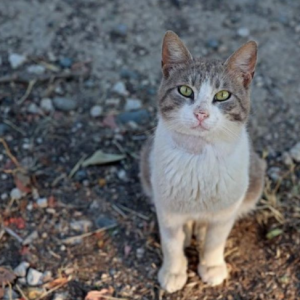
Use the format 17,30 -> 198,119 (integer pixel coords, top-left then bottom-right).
0,0 -> 300,299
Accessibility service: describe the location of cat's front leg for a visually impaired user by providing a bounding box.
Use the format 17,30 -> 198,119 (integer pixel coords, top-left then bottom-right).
157,212 -> 188,293
198,216 -> 236,286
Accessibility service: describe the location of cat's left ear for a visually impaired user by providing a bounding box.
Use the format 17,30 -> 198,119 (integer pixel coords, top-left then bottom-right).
225,41 -> 257,88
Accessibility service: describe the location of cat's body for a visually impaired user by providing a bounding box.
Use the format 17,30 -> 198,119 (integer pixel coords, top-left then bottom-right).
140,31 -> 265,293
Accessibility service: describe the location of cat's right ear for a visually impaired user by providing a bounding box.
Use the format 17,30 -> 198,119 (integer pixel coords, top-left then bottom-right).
161,31 -> 192,77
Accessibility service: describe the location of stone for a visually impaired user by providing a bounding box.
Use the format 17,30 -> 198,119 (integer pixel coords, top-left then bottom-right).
268,167 -> 282,182
116,109 -> 150,125
27,103 -> 40,114
96,215 -> 116,228
27,268 -> 43,286
124,98 -> 142,111
90,105 -> 103,118
290,142 -> 300,162
53,97 -> 77,112
112,81 -> 128,96
111,24 -> 128,37
27,65 -> 45,74
120,68 -> 139,80
40,98 -> 54,113
206,38 -> 219,50
36,198 -> 48,208
0,123 -> 9,136
1,193 -> 8,200
14,262 -> 30,277
9,53 -> 26,69
3,288 -> 19,300
74,169 -> 88,182
59,57 -> 73,68
23,231 -> 39,245
53,293 -> 69,300
117,169 -> 127,181
281,152 -> 293,166
10,188 -> 23,200
70,220 -> 92,232
237,27 -> 250,37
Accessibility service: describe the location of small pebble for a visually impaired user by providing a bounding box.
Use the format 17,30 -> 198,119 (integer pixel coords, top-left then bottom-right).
116,109 -> 150,125
59,57 -> 73,68
9,53 -> 27,69
268,167 -> 282,181
70,220 -> 92,232
281,152 -> 293,166
27,65 -> 45,75
0,123 -> 9,136
290,142 -> 300,162
124,98 -> 142,111
3,288 -> 19,300
112,81 -> 128,96
27,103 -> 40,114
136,247 -> 145,259
36,197 -> 48,208
27,268 -> 43,286
1,193 -> 8,200
96,215 -> 116,228
117,169 -> 127,181
42,270 -> 53,283
10,188 -> 23,200
53,97 -> 77,112
53,293 -> 69,300
206,38 -> 219,50
90,105 -> 103,118
111,24 -> 128,37
14,262 -> 30,277
1,174 -> 8,180
237,27 -> 250,37
40,98 -> 54,113
23,231 -> 38,245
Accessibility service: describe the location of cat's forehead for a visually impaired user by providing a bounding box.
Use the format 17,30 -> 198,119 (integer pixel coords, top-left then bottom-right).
168,58 -> 227,89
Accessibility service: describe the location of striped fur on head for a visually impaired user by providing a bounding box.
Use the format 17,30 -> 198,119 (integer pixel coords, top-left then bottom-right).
158,31 -> 257,142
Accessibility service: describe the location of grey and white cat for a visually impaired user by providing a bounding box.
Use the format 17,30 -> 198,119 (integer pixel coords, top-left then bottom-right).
140,31 -> 266,293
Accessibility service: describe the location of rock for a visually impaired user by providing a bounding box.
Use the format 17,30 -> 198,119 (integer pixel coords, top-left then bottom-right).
59,57 -> 73,68
295,24 -> 300,33
17,277 -> 27,285
90,105 -> 103,118
124,98 -> 142,111
117,169 -> 127,181
14,262 -> 30,277
9,53 -> 26,69
27,65 -> 46,74
281,152 -> 293,166
1,193 -> 8,200
27,103 -> 40,114
53,293 -> 69,300
10,188 -> 23,200
53,97 -> 77,112
268,167 -> 282,181
206,38 -> 219,50
23,231 -> 39,245
112,81 -> 128,96
36,197 -> 48,208
27,268 -> 43,286
0,123 -> 9,136
70,220 -> 92,232
40,98 -> 54,113
3,288 -> 19,300
42,270 -> 52,283
111,24 -> 128,37
120,68 -> 139,80
136,247 -> 145,259
96,215 -> 116,228
290,142 -> 300,162
74,169 -> 88,182
116,109 -> 150,125
237,27 -> 250,37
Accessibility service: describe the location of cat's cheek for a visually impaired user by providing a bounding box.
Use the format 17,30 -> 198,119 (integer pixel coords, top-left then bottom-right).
179,105 -> 199,129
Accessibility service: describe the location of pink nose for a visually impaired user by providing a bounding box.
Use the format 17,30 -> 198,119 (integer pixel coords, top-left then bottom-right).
194,110 -> 209,122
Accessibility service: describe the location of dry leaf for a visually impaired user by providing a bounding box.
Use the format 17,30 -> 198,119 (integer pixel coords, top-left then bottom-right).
266,228 -> 283,239
85,289 -> 111,300
82,150 -> 125,167
43,276 -> 68,289
0,267 -> 16,286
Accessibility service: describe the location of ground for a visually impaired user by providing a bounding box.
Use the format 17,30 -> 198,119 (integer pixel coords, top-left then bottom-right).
0,0 -> 300,299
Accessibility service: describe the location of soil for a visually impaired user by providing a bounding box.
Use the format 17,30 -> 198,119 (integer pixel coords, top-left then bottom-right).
0,0 -> 300,299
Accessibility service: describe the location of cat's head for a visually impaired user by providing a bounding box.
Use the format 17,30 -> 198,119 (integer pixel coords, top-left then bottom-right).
158,31 -> 257,142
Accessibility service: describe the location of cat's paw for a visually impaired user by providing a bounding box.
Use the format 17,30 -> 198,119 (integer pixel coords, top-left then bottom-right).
198,262 -> 228,286
158,267 -> 187,293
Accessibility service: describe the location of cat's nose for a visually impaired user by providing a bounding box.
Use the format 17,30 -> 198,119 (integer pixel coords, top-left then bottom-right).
194,110 -> 209,122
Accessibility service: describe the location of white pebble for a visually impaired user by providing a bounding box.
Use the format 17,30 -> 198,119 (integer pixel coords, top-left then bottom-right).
10,188 -> 23,200
290,142 -> 300,162
14,262 -> 30,277
90,105 -> 103,118
112,81 -> 128,96
1,193 -> 8,200
27,65 -> 45,74
125,98 -> 142,111
37,197 -> 48,208
237,27 -> 250,37
27,268 -> 43,286
40,98 -> 54,113
9,53 -> 27,69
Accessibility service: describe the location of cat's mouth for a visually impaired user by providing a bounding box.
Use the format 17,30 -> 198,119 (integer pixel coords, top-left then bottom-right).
191,122 -> 210,131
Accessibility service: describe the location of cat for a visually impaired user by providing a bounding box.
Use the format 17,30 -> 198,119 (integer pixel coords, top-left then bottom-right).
139,31 -> 266,293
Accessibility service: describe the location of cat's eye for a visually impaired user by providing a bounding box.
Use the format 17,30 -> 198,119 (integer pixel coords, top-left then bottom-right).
214,90 -> 231,101
178,85 -> 193,98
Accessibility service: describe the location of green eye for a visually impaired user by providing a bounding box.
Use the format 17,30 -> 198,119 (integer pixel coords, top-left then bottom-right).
178,85 -> 193,98
214,90 -> 231,101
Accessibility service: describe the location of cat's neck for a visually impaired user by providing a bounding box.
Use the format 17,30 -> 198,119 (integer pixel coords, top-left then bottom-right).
158,120 -> 245,156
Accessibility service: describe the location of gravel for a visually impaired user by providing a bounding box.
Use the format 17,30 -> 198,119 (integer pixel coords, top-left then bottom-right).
112,81 -> 128,96
27,64 -> 46,74
27,268 -> 43,286
90,105 -> 103,117
237,27 -> 250,37
124,98 -> 142,111
53,97 -> 77,112
8,53 -> 26,69
40,98 -> 54,113
289,142 -> 300,162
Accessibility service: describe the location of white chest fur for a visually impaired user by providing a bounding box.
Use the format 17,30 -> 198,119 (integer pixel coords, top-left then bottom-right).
151,122 -> 250,216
